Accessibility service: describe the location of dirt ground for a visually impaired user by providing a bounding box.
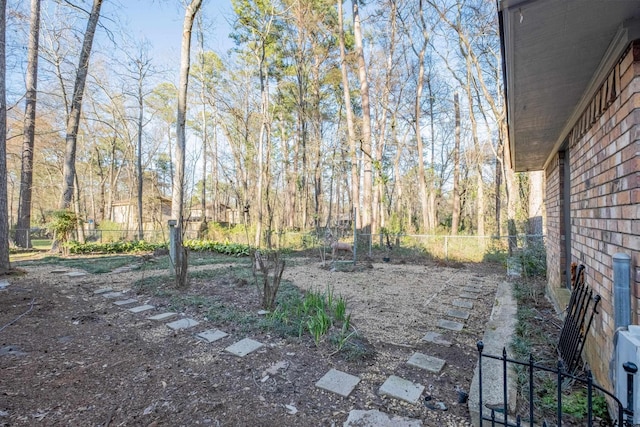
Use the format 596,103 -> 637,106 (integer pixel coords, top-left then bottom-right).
0,253 -> 507,426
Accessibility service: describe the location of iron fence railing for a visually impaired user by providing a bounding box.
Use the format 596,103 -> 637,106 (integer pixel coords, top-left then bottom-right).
477,341 -> 635,426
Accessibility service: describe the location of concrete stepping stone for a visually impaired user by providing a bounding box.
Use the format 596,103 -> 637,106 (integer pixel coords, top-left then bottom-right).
379,375 -> 425,404
93,287 -> 113,295
344,409 -> 422,427
463,286 -> 482,293
315,368 -> 361,397
102,291 -> 125,299
407,352 -> 446,373
65,271 -> 87,277
113,298 -> 138,306
446,309 -> 470,320
225,338 -> 264,357
51,269 -> 69,274
166,318 -> 199,330
422,331 -> 452,347
452,299 -> 473,309
128,304 -> 155,313
459,292 -> 479,299
148,312 -> 177,321
196,329 -> 228,343
438,319 -> 464,331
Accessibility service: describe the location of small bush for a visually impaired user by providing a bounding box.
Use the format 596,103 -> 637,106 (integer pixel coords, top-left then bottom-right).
267,285 -> 354,349
46,210 -> 79,254
66,240 -> 166,254
183,239 -> 250,256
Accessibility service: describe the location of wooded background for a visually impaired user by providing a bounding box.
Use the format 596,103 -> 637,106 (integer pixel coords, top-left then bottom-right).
2,0 -> 543,252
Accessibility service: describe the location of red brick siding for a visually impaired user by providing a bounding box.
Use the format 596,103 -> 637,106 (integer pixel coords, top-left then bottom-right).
545,153 -> 564,290
545,41 -> 640,391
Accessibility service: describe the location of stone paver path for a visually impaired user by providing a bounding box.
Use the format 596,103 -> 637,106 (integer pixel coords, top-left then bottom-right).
437,319 -> 464,331
148,312 -> 177,321
452,299 -> 473,309
128,304 -> 155,313
166,318 -> 200,330
225,338 -> 264,357
422,331 -> 452,347
459,292 -> 479,299
65,271 -> 87,277
102,291 -> 126,299
379,375 -> 425,404
315,368 -> 361,397
88,264 -> 502,425
446,308 -> 470,320
197,329 -> 228,343
113,298 -> 138,306
407,352 -> 446,373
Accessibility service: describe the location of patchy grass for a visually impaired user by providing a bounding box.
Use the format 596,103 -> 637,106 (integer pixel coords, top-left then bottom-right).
14,255 -> 140,274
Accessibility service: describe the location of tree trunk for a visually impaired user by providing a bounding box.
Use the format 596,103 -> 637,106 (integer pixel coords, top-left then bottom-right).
495,144 -> 502,235
16,0 -> 41,248
352,0 -> 373,235
198,20 -> 207,234
172,0 -> 203,224
463,70 -> 485,237
137,75 -> 144,240
59,0 -> 103,209
172,0 -> 202,273
74,172 -> 85,243
414,44 -> 428,233
0,0 -> 10,272
451,92 -> 461,235
337,0 -> 359,228
255,39 -> 270,247
427,78 -> 437,231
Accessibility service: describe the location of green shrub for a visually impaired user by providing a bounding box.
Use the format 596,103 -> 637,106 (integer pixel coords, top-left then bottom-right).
46,210 -> 79,254
183,239 -> 250,256
267,285 -> 354,349
66,240 -> 166,254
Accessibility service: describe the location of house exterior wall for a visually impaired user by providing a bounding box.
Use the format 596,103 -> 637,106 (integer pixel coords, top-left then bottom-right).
545,152 -> 565,292
545,41 -> 640,391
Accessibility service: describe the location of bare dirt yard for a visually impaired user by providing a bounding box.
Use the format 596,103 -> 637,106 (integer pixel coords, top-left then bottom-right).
0,251 -> 507,426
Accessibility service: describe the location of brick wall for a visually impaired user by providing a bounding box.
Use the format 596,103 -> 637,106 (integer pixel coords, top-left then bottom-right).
545,153 -> 564,291
545,40 -> 640,391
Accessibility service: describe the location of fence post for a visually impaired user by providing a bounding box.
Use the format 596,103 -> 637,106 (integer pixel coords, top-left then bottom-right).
444,236 -> 449,260
624,362 -> 637,425
352,208 -> 357,265
168,219 -> 178,274
613,253 -> 632,330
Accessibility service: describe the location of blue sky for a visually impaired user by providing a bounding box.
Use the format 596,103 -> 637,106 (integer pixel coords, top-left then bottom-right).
112,1 -> 236,65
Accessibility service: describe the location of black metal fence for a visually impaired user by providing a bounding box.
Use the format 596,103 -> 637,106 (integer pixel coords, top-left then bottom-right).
477,341 -> 636,426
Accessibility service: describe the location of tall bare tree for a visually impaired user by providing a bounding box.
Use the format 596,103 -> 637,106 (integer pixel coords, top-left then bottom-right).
399,0 -> 432,232
59,0 -> 103,210
451,91 -> 461,234
171,0 -> 203,250
352,0 -> 373,234
0,0 -> 9,272
121,40 -> 154,241
16,0 -> 41,248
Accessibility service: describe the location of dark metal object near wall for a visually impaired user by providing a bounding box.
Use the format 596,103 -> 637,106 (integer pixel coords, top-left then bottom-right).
557,264 -> 601,374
